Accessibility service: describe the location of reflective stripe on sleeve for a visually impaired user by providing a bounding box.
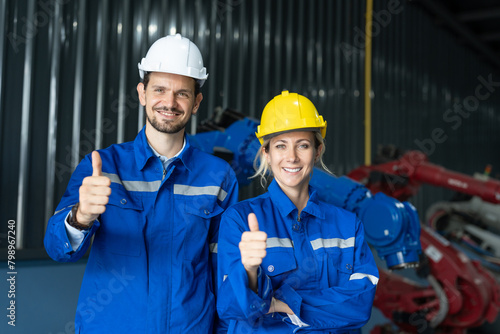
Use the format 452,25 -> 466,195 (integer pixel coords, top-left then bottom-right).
174,184 -> 228,202
54,204 -> 73,215
310,237 -> 355,250
266,237 -> 293,249
103,172 -> 161,192
349,273 -> 379,285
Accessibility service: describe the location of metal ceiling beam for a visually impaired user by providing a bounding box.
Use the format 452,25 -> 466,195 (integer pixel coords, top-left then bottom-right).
416,0 -> 500,70
456,7 -> 500,22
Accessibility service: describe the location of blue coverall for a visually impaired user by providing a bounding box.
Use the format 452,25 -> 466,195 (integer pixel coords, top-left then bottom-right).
44,128 -> 239,333
217,180 -> 379,333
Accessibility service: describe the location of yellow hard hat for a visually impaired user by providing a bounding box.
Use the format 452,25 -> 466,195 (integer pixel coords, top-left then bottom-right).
255,91 -> 327,144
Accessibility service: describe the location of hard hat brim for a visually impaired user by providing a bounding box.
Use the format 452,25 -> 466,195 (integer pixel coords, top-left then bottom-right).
256,126 -> 326,145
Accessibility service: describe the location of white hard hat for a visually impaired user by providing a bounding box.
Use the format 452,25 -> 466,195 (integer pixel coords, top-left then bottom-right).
138,34 -> 208,87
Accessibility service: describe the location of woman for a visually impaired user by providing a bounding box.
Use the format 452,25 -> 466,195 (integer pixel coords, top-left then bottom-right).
217,91 -> 379,333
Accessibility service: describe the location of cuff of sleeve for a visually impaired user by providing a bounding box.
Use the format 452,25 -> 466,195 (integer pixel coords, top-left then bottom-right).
231,264 -> 273,323
64,211 -> 90,252
274,283 -> 303,318
257,266 -> 273,301
288,313 -> 310,328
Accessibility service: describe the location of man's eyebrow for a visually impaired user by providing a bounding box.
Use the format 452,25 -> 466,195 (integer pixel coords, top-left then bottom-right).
175,88 -> 193,94
148,86 -> 193,94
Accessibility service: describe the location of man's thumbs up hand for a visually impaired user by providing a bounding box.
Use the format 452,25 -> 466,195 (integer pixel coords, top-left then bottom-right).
239,213 -> 267,273
76,151 -> 112,226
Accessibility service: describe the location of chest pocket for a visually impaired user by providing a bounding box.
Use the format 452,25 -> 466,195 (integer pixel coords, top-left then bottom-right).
183,198 -> 224,219
261,249 -> 297,286
180,198 -> 224,260
326,248 -> 354,287
95,187 -> 144,256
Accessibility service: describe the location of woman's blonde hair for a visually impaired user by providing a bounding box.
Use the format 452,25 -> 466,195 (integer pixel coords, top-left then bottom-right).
250,131 -> 331,188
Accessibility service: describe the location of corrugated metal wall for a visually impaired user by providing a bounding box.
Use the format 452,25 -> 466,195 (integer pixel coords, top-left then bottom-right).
1,0 -> 499,251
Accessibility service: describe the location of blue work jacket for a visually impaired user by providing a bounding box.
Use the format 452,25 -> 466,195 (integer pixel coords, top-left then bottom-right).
44,127 -> 239,333
217,180 -> 379,333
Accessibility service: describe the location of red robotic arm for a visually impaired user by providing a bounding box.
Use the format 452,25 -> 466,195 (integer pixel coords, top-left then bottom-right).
348,150 -> 500,204
374,227 -> 500,334
348,149 -> 500,333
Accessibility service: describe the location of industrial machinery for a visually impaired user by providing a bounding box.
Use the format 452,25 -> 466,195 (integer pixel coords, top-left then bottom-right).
189,109 -> 500,333
426,193 -> 500,274
346,146 -> 500,333
348,146 -> 500,275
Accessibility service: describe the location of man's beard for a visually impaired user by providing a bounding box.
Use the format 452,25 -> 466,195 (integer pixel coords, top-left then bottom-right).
147,107 -> 191,134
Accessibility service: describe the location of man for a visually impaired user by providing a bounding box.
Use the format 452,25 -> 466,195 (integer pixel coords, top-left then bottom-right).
44,34 -> 239,333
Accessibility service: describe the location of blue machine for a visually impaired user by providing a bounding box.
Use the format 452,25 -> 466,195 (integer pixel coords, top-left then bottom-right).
189,114 -> 421,269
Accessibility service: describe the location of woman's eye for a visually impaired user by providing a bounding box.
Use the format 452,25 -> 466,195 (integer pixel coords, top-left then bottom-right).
276,144 -> 285,149
299,144 -> 310,149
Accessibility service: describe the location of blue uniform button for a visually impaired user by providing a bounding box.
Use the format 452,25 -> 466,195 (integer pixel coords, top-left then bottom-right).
204,209 -> 210,215
292,224 -> 300,232
120,198 -> 127,205
267,265 -> 275,272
